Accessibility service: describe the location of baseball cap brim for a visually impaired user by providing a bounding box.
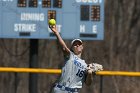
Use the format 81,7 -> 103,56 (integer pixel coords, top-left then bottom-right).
71,39 -> 83,46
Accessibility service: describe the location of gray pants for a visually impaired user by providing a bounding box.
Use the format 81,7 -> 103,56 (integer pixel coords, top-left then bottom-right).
51,86 -> 79,93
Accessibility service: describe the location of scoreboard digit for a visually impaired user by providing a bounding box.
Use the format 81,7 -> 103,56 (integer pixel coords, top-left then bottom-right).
0,0 -> 104,40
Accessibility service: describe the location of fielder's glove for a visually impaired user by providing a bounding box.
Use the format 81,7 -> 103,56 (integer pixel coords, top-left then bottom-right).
87,63 -> 103,72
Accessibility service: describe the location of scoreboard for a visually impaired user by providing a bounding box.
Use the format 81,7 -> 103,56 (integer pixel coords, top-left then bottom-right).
0,0 -> 104,40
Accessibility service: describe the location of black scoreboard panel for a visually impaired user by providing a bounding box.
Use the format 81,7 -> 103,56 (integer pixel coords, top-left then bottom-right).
29,0 -> 38,7
53,0 -> 62,8
80,5 -> 90,21
91,5 -> 100,21
42,0 -> 51,8
17,0 -> 26,7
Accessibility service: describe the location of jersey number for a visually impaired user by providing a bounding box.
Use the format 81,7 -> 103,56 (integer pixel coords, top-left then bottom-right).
76,69 -> 85,77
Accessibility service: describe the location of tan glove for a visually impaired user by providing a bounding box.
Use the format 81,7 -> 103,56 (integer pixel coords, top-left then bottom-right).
87,63 -> 103,72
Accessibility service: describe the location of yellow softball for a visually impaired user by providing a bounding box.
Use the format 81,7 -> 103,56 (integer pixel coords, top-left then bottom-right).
49,19 -> 56,26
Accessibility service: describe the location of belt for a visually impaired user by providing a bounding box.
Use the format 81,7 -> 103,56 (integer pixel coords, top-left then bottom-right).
56,84 -> 79,92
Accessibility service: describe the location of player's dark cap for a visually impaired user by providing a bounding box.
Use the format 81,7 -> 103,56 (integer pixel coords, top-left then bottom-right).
71,39 -> 83,46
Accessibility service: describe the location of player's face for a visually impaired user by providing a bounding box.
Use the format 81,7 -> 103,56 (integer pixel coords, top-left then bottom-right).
72,41 -> 83,55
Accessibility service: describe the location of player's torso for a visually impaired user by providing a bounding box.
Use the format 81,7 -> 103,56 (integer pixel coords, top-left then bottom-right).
58,52 -> 87,88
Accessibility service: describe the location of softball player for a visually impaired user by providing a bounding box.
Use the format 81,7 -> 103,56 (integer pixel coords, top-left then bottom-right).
49,25 -> 94,93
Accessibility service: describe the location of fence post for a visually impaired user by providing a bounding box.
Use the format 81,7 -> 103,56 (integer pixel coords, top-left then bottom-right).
100,76 -> 103,93
29,39 -> 38,93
